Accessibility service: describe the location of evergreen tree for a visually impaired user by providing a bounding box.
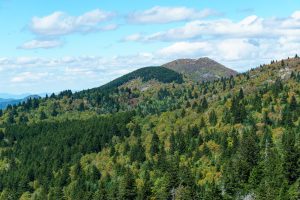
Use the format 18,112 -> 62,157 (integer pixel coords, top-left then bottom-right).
282,131 -> 300,185
209,109 -> 217,126
199,97 -> 208,112
39,111 -> 47,120
130,138 -> 145,162
199,117 -> 206,128
118,170 -> 137,200
150,132 -> 160,156
6,112 -> 15,124
239,88 -> 244,99
93,181 -> 107,200
78,102 -> 85,111
169,132 -> 176,154
263,112 -> 272,125
256,137 -> 285,199
235,129 -> 260,184
289,95 -> 298,110
51,108 -> 58,117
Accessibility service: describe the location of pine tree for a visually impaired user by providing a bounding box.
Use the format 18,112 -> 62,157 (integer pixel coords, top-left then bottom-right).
136,170 -> 151,200
289,95 -> 298,110
282,131 -> 300,185
78,102 -> 85,111
7,112 -> 15,124
169,132 -> 176,154
204,181 -> 223,200
231,96 -> 246,123
281,106 -> 293,127
239,88 -> 244,99
51,108 -> 58,117
39,111 -> 47,120
200,97 -> 208,112
256,137 -> 284,199
199,117 -> 206,128
93,181 -> 107,200
150,132 -> 160,156
118,169 -> 137,200
263,112 -> 272,126
209,109 -> 217,126
235,129 -> 260,184
0,130 -> 4,141
130,138 -> 145,162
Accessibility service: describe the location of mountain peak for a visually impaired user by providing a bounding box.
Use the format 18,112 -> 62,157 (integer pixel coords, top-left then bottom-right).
163,57 -> 237,82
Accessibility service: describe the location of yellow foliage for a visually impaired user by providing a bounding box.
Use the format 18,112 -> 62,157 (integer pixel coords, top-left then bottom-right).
206,140 -> 220,153
0,158 -> 9,172
136,178 -> 144,191
19,192 -> 32,200
272,127 -> 285,141
196,161 -> 221,185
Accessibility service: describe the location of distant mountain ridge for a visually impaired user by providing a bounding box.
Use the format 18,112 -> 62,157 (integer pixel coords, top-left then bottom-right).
0,95 -> 40,109
0,93 -> 32,99
163,57 -> 238,81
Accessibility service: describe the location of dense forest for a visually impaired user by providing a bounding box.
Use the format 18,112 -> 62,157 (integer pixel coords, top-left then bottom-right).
0,57 -> 299,199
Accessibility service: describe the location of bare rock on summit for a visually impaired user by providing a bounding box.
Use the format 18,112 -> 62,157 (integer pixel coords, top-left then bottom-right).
163,57 -> 238,82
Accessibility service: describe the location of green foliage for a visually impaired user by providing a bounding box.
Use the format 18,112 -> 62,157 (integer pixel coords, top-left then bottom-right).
77,66 -> 183,97
0,57 -> 300,199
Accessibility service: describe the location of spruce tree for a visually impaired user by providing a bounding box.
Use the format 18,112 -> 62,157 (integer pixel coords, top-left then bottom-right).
209,109 -> 217,126
282,131 -> 300,185
150,132 -> 160,156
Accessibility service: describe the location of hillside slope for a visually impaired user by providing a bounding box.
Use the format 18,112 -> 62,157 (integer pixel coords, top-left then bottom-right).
163,57 -> 238,81
75,66 -> 183,97
0,57 -> 299,199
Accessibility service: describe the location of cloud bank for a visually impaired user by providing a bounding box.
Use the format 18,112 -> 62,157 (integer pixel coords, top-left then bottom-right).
19,39 -> 63,49
30,9 -> 116,36
127,6 -> 218,24
8,7 -> 300,93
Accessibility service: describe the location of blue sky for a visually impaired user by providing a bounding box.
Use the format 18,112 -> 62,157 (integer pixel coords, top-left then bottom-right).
1,0 -> 300,94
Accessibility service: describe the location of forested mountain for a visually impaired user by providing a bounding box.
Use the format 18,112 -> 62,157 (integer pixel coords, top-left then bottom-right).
0,56 -> 299,199
74,66 -> 183,101
163,57 -> 238,82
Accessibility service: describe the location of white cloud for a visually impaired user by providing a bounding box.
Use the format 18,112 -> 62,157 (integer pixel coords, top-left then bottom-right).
126,11 -> 300,42
158,42 -> 210,57
155,37 -> 300,72
11,72 -> 49,83
0,54 -> 162,93
5,10 -> 300,93
122,33 -> 143,42
121,10 -> 300,71
130,16 -> 265,42
19,39 -> 63,49
100,24 -> 118,31
291,11 -> 300,20
15,57 -> 40,65
128,6 -> 217,24
216,39 -> 258,60
155,39 -> 259,62
30,9 -> 115,36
